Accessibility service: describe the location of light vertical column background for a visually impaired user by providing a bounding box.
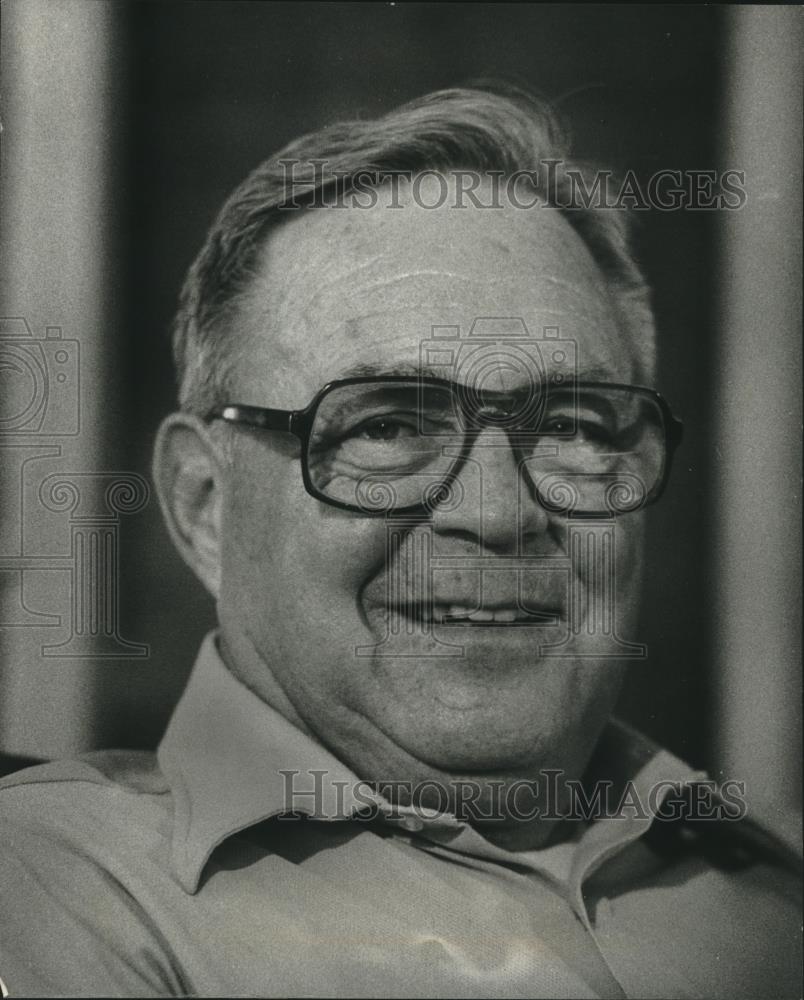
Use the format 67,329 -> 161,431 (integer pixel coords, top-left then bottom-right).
712,7 -> 803,817
0,1 -> 123,756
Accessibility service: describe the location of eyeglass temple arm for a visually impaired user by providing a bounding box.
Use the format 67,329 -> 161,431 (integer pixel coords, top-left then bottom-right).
206,404 -> 300,437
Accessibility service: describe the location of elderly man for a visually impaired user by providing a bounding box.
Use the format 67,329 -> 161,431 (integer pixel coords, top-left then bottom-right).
0,86 -> 800,998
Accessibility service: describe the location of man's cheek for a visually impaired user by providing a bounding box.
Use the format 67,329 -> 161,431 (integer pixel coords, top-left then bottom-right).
614,517 -> 645,583
611,518 -> 645,626
563,517 -> 643,635
306,517 -> 391,593
233,480 -> 392,612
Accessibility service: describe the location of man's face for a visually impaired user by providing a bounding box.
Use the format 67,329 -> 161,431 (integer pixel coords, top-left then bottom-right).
216,177 -> 646,805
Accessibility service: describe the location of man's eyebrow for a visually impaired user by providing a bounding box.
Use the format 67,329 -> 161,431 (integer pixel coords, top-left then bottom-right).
330,361 -> 620,382
332,361 -> 443,379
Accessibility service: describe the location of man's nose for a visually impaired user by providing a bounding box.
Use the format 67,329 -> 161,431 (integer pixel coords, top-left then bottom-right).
431,428 -> 550,552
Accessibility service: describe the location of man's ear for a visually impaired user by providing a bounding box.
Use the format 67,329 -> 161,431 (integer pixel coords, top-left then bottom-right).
152,413 -> 229,599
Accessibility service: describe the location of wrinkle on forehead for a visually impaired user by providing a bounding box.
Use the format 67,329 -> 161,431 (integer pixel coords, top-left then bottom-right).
332,271 -> 613,321
321,267 -> 601,305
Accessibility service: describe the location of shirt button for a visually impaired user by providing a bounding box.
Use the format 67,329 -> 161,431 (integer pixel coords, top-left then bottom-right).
399,815 -> 424,833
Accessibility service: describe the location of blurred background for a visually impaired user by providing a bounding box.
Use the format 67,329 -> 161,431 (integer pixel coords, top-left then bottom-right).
1,3 -> 801,818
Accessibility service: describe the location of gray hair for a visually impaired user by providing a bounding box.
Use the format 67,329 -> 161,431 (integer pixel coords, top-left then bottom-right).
173,84 -> 656,415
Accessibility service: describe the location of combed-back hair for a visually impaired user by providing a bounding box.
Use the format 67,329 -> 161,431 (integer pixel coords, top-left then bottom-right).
173,83 -> 656,415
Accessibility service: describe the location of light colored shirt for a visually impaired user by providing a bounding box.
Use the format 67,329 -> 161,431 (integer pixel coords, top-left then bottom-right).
0,633 -> 800,997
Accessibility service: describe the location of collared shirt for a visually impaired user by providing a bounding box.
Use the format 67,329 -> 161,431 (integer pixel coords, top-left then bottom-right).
0,633 -> 800,998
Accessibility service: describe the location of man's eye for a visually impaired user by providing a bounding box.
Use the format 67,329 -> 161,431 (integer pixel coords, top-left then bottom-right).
543,414 -> 614,444
356,417 -> 417,441
542,415 -> 573,435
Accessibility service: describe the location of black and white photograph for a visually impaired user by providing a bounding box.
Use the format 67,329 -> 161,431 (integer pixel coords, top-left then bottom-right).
0,2 -> 801,996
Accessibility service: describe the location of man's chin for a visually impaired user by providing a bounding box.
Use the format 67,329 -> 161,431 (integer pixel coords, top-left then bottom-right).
359,694 -> 565,776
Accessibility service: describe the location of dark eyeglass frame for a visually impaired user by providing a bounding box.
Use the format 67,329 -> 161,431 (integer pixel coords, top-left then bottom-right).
204,375 -> 684,516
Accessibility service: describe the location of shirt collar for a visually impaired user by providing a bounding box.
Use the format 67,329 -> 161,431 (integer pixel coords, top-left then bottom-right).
158,632 -> 376,892
158,632 -> 704,894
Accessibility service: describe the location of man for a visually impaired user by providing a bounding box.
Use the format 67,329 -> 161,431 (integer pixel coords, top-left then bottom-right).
0,85 -> 800,998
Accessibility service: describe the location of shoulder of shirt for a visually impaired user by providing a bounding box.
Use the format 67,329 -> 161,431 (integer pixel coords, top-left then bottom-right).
645,780 -> 802,882
0,751 -> 172,883
0,748 -> 169,798
603,719 -> 802,882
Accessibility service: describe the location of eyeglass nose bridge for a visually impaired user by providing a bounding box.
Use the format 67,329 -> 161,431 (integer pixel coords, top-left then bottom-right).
454,382 -> 548,433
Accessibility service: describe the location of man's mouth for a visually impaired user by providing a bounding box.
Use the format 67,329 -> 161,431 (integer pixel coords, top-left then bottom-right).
384,601 -> 562,626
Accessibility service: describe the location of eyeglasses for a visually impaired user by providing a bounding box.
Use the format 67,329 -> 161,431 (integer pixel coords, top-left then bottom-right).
205,376 -> 683,516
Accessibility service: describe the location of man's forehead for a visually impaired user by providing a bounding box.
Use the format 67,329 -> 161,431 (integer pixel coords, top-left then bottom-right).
232,182 -> 637,404
262,184 -> 609,312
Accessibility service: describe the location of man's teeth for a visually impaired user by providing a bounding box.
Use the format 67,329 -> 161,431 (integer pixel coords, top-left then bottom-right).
409,604 -> 525,623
